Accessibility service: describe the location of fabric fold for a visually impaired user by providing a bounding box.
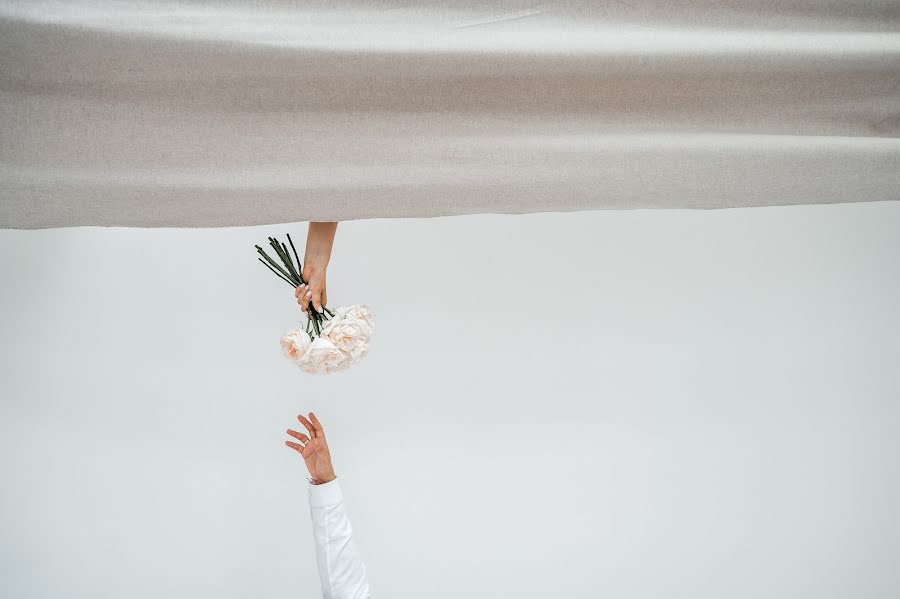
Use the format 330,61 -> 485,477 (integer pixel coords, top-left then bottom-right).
1,1 -> 898,228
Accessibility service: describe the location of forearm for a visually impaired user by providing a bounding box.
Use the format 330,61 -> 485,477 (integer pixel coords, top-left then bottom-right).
305,222 -> 338,271
309,479 -> 371,599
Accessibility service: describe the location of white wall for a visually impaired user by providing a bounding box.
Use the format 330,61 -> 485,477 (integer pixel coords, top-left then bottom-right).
2,204 -> 899,598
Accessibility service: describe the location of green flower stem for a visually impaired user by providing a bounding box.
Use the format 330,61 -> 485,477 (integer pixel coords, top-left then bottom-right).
278,240 -> 302,283
267,238 -> 293,276
287,233 -> 304,283
267,238 -> 291,273
258,258 -> 296,287
256,245 -> 297,285
300,308 -> 335,340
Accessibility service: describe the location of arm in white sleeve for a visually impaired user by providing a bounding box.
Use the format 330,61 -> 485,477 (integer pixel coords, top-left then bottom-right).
308,478 -> 371,599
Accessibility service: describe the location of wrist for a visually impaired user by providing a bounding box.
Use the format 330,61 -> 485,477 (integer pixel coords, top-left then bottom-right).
309,472 -> 336,485
302,258 -> 328,275
308,476 -> 343,507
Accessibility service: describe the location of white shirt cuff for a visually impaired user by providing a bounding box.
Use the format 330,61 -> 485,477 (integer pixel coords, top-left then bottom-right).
308,478 -> 343,507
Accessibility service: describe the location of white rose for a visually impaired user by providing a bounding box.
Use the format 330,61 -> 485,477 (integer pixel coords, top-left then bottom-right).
280,328 -> 312,363
334,305 -> 375,336
348,305 -> 375,334
322,313 -> 371,362
304,336 -> 347,374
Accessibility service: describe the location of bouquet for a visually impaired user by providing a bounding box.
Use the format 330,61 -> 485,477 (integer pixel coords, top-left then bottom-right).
255,234 -> 374,374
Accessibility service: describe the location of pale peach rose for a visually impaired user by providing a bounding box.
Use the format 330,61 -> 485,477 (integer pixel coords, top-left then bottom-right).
347,305 -> 375,335
281,306 -> 375,374
304,336 -> 347,374
280,328 -> 312,362
322,313 -> 370,361
332,306 -> 352,319
333,305 -> 375,336
296,358 -> 318,374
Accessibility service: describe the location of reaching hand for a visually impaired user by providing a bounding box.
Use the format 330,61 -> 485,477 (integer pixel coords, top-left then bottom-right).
285,412 -> 336,484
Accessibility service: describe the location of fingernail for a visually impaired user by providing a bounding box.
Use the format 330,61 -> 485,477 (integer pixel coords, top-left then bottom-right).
306,291 -> 312,297
316,305 -> 323,313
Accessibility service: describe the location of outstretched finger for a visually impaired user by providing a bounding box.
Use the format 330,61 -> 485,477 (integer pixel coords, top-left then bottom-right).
285,440 -> 304,454
297,414 -> 316,438
286,429 -> 309,444
308,412 -> 326,438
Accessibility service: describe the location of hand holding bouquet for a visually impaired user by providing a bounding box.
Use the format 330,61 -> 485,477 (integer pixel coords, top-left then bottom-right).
255,233 -> 374,374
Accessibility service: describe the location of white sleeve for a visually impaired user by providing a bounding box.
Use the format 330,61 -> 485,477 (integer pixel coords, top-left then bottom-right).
308,478 -> 371,599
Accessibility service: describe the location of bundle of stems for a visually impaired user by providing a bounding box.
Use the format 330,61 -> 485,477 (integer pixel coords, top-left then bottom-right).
255,234 -> 334,338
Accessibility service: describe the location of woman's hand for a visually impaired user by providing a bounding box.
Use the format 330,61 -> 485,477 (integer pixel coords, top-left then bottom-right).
294,271 -> 326,315
295,222 -> 337,315
285,412 -> 336,484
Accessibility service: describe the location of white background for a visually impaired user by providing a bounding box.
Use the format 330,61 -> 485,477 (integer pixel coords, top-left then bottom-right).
2,204 -> 899,598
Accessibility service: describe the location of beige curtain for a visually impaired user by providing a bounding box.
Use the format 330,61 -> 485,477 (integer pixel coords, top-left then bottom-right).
1,1 -> 898,228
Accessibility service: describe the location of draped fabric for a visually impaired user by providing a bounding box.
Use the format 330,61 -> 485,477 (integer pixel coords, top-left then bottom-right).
1,1 -> 899,229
